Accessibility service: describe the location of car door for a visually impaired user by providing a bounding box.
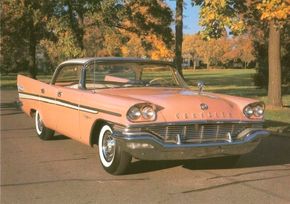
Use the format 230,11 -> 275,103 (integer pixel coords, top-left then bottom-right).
38,82 -> 58,130
17,75 -> 58,131
52,64 -> 83,141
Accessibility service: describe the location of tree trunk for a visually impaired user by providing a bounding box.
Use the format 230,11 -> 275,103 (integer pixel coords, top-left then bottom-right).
67,0 -> 84,50
268,20 -> 282,108
206,59 -> 210,69
28,25 -> 37,79
175,0 -> 183,77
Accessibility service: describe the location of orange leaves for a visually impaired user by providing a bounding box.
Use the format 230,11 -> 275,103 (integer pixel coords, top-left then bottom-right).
120,33 -> 146,57
119,31 -> 173,59
182,34 -> 255,67
257,0 -> 290,21
149,35 -> 173,60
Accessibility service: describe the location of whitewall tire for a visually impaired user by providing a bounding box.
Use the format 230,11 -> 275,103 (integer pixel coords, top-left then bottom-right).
34,110 -> 54,140
98,124 -> 132,175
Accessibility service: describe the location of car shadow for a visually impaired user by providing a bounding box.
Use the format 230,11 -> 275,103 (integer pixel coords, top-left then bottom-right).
127,135 -> 290,175
50,134 -> 70,140
264,120 -> 290,135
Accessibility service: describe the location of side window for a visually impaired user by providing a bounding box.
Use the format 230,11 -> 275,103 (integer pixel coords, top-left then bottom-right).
54,65 -> 82,88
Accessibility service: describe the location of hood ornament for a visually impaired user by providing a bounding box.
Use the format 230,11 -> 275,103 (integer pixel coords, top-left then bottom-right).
197,81 -> 205,94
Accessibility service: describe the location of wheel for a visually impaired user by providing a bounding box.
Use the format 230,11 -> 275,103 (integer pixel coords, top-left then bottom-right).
35,110 -> 54,140
98,124 -> 132,175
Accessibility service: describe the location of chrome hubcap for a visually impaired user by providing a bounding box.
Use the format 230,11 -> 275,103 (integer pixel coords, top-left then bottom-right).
102,131 -> 116,162
37,113 -> 43,133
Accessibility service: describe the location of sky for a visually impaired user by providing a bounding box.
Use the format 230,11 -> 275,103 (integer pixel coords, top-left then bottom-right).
165,0 -> 201,34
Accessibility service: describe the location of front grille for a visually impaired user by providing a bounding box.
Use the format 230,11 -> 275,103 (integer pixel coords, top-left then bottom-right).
143,123 -> 263,144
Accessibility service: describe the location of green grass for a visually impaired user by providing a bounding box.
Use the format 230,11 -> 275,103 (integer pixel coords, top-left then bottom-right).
1,69 -> 290,135
0,73 -> 52,88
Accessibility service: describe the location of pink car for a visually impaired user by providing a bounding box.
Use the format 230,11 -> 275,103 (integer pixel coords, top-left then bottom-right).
17,57 -> 270,175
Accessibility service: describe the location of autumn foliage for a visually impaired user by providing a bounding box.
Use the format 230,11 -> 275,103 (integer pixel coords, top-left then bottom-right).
182,34 -> 255,69
192,0 -> 290,107
1,0 -> 173,75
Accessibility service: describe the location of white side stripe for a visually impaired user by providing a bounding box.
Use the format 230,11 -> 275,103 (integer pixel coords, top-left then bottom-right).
19,93 -> 98,114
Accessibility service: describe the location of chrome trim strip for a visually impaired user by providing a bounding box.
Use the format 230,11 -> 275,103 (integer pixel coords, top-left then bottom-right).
18,92 -> 121,116
126,120 -> 264,128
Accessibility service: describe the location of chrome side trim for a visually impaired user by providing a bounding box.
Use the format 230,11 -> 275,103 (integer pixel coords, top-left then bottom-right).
18,92 -> 121,116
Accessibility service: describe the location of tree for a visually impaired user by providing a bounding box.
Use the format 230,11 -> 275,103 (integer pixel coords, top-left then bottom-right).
45,0 -> 173,66
238,35 -> 255,68
1,0 -> 173,76
175,0 -> 184,76
221,35 -> 255,68
256,0 -> 289,107
40,17 -> 85,67
118,0 -> 174,59
183,35 -> 199,69
1,0 -> 56,78
183,33 -> 256,69
192,0 -> 289,108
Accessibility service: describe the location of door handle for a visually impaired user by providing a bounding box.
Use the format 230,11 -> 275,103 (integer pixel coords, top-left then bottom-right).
57,91 -> 62,97
41,88 -> 45,94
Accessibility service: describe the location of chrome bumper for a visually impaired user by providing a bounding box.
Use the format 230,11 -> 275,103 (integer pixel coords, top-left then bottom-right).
112,128 -> 270,160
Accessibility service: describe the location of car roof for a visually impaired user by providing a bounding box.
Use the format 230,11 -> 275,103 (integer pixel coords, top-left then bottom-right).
58,57 -> 174,67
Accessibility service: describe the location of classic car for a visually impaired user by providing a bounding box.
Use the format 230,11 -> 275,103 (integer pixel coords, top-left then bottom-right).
17,57 -> 270,175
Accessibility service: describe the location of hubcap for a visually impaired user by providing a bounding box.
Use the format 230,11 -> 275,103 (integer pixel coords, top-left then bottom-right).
102,130 -> 116,162
36,113 -> 43,133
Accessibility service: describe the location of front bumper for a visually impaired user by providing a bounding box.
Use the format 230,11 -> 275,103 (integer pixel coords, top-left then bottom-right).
112,128 -> 270,160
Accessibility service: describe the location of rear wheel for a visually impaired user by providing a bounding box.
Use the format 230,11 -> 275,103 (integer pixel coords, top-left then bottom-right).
98,124 -> 132,175
35,110 -> 54,140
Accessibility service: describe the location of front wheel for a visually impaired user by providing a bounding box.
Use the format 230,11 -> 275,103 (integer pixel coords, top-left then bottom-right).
35,110 -> 54,140
98,124 -> 132,175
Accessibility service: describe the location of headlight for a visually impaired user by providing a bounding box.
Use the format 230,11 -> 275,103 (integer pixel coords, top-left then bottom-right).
254,105 -> 264,117
127,107 -> 141,120
244,106 -> 254,117
243,102 -> 265,118
127,104 -> 157,122
142,106 -> 156,120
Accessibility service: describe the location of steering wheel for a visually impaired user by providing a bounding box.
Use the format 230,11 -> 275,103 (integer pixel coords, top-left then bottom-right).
147,77 -> 170,86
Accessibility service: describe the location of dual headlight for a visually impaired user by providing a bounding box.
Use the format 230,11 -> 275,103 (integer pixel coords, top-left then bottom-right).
127,104 -> 157,122
243,102 -> 265,118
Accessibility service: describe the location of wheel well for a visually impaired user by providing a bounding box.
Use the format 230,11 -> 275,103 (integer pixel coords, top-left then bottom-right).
89,119 -> 107,147
30,109 -> 36,117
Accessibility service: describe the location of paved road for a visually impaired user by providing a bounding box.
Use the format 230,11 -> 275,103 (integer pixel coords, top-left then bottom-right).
1,90 -> 290,204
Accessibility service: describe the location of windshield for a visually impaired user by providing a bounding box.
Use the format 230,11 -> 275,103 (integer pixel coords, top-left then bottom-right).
85,62 -> 187,89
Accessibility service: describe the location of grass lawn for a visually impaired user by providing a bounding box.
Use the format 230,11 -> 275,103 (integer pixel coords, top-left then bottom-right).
1,69 -> 289,135
0,73 -> 52,88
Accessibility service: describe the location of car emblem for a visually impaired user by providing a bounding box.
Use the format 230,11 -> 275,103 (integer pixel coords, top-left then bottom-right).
200,103 -> 208,110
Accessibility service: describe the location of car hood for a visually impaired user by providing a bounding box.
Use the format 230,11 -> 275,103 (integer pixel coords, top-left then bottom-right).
97,88 -> 253,122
